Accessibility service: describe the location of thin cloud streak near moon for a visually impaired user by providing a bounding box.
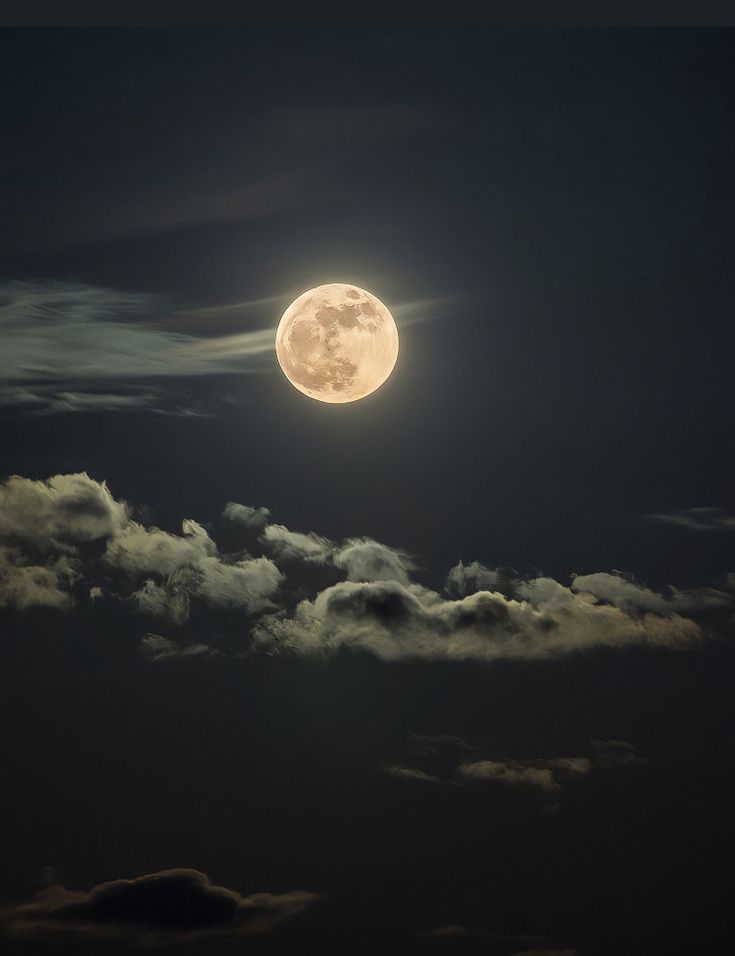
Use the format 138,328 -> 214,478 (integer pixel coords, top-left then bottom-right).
0,280 -> 453,413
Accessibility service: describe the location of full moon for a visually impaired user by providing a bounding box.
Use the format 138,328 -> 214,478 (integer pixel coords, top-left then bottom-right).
275,283 -> 399,403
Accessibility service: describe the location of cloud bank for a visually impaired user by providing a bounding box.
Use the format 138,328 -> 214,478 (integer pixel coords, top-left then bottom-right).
1,473 -> 732,665
252,576 -> 704,663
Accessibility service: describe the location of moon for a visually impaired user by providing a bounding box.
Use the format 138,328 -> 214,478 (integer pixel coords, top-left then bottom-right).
275,284 -> 399,403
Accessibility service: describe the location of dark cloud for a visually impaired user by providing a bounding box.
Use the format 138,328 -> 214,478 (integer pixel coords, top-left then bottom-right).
387,735 -> 644,793
0,868 -> 319,944
457,758 -> 588,792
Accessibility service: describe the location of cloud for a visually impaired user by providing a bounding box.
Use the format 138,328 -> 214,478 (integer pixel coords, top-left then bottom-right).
445,560 -> 501,597
106,519 -> 217,576
260,525 -> 415,584
253,576 -> 703,664
590,738 -> 645,769
387,737 -> 642,792
134,580 -> 193,626
140,633 -> 218,663
570,571 -> 731,615
386,765 -> 445,785
261,523 -> 334,563
103,517 -> 283,619
0,473 -> 129,556
0,550 -> 70,611
333,537 -> 415,584
0,473 -> 282,618
0,868 -> 319,944
0,386 -> 164,416
223,501 -> 271,528
9,100 -> 454,253
457,760 -> 562,791
109,522 -> 284,619
646,507 -> 735,532
0,280 -> 456,416
1,473 -> 730,666
0,279 -> 275,400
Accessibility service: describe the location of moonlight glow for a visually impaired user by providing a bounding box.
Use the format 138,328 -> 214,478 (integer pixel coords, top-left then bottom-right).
275,284 -> 399,403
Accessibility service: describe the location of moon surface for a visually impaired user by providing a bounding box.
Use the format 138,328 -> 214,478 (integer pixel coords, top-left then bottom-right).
275,284 -> 399,403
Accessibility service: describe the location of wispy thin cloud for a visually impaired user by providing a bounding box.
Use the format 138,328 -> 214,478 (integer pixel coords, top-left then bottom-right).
646,507 -> 735,532
0,280 -> 274,385
0,279 -> 455,413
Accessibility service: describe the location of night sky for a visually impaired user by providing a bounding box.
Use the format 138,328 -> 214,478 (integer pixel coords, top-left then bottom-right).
1,28 -> 734,956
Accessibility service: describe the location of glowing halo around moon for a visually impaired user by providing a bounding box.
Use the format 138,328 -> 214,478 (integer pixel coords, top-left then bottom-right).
275,283 -> 399,403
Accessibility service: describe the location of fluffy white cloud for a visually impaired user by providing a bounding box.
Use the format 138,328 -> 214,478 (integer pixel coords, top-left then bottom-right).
261,524 -> 333,563
0,550 -> 71,611
223,501 -> 271,528
106,519 -> 216,577
0,473 -> 730,663
253,577 -> 702,663
133,579 -> 192,626
445,560 -> 500,597
0,474 -> 283,617
333,537 -> 414,584
196,556 -> 283,612
0,473 -> 129,554
114,524 -> 283,619
570,571 -> 731,615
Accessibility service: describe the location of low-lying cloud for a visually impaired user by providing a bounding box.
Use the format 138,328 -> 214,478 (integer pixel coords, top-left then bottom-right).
386,735 -> 642,793
0,868 -> 319,944
1,473 -> 732,666
253,576 -> 704,663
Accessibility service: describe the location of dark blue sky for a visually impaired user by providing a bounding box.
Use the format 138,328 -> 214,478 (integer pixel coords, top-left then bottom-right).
2,29 -> 734,585
1,28 -> 734,956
